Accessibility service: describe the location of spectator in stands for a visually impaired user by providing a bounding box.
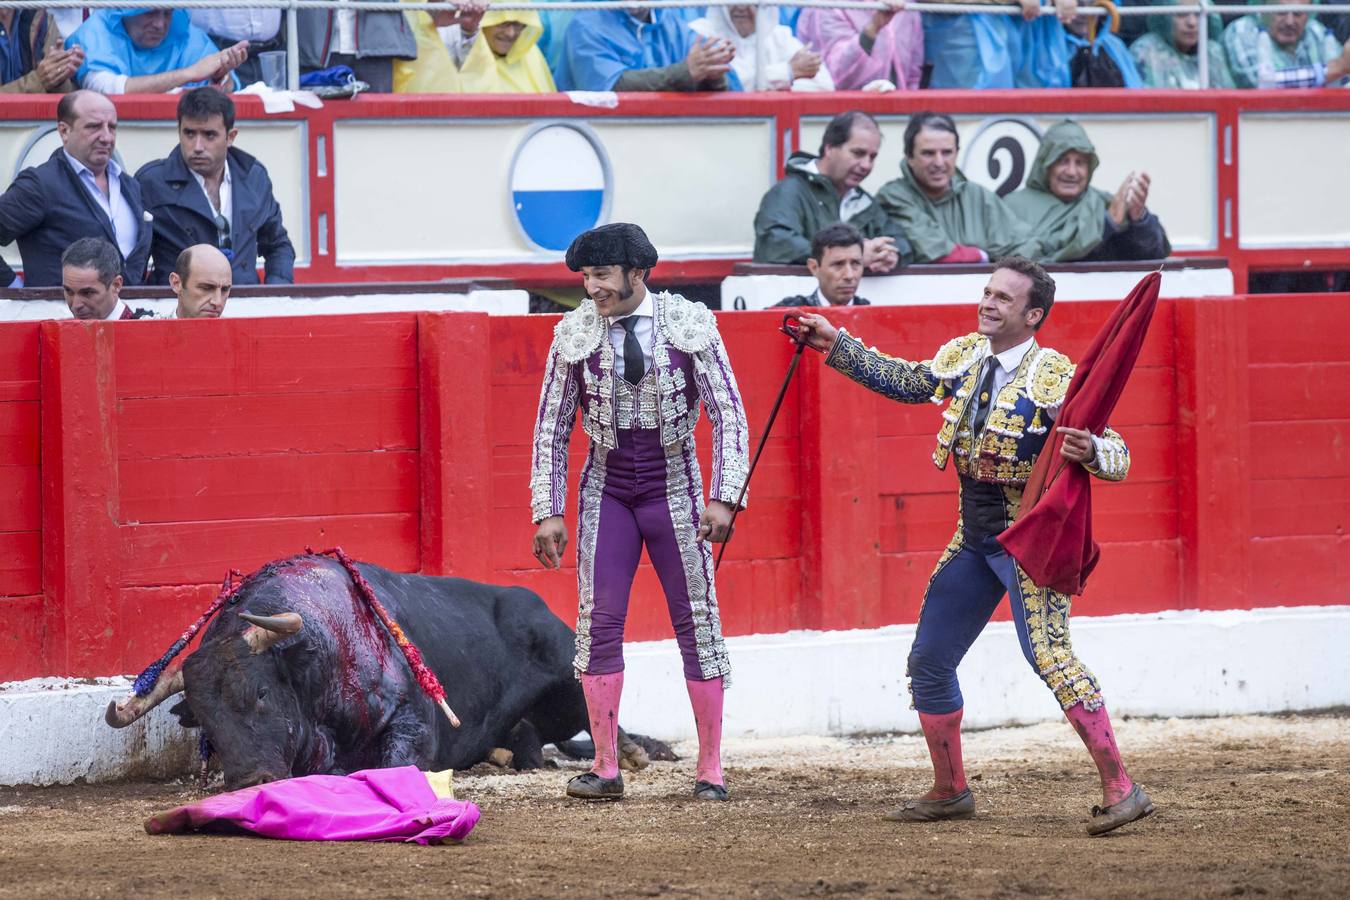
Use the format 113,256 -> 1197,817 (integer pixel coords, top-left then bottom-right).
1223,0 -> 1347,88
1130,1 -> 1235,88
66,9 -> 246,94
753,110 -> 910,273
137,88 -> 294,285
771,224 -> 873,308
556,7 -> 739,92
690,6 -> 835,91
297,5 -> 417,93
0,8 -> 81,93
921,0 -> 1076,89
536,2 -> 575,77
0,91 -> 151,288
1005,120 -> 1171,263
61,237 -> 135,320
169,244 -> 232,318
877,112 -> 1043,265
458,11 -> 556,92
796,0 -> 921,91
1061,11 -> 1144,86
190,9 -> 282,87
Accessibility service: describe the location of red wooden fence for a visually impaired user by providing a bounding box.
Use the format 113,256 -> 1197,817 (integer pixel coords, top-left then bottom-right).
2,294 -> 1346,681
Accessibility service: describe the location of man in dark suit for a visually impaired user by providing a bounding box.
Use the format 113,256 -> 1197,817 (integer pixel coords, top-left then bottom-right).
772,223 -> 874,309
0,90 -> 152,287
136,87 -> 294,285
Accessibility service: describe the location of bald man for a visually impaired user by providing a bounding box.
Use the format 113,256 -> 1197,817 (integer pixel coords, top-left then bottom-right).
169,244 -> 232,318
0,90 -> 153,287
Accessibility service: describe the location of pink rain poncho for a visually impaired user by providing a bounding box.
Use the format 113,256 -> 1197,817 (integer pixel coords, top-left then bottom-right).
145,766 -> 481,845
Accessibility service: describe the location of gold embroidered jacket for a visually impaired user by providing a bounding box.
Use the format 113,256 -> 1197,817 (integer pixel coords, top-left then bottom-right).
825,330 -> 1129,486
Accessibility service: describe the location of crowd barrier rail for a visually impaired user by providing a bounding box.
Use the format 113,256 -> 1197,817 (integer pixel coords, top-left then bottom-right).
1,293 -> 1346,681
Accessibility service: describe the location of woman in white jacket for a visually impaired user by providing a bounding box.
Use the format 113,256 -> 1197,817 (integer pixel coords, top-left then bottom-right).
690,6 -> 835,91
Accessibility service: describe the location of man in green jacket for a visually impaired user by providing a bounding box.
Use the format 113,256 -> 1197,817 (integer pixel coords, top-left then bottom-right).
753,110 -> 912,273
877,112 -> 1044,265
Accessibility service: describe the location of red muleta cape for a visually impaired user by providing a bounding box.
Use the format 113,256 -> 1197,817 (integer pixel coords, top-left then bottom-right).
997,271 -> 1162,595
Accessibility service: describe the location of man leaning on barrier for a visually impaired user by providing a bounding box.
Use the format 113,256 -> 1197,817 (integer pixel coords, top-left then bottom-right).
60,237 -> 152,320
771,223 -> 873,308
754,110 -> 911,273
137,88 -> 295,285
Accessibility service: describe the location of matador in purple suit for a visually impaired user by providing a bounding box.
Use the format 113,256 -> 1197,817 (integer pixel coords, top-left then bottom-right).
530,223 -> 749,803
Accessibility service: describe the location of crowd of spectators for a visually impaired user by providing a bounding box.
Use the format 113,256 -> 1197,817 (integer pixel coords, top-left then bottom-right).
1,2 -> 1346,96
754,110 -> 1171,270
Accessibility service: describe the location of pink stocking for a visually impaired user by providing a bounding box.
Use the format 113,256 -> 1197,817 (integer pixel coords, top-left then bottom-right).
1065,703 -> 1133,807
917,709 -> 968,800
581,672 -> 623,779
685,677 -> 725,786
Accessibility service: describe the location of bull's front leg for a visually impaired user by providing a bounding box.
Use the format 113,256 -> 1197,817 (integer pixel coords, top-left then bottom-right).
378,704 -> 436,769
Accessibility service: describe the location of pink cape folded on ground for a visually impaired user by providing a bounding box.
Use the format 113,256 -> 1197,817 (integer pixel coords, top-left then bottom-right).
997,271 -> 1162,596
145,766 -> 481,844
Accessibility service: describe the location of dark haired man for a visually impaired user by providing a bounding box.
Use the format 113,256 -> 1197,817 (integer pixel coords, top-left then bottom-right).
0,90 -> 151,288
530,223 -> 748,804
137,87 -> 293,285
878,112 -> 1043,265
60,237 -> 150,320
754,109 -> 911,273
790,256 -> 1153,837
772,223 -> 871,308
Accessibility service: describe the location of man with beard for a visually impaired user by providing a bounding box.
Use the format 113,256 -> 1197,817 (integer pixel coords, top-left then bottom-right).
754,109 -> 909,273
0,90 -> 152,287
530,223 -> 748,803
787,256 -> 1153,837
137,88 -> 294,285
877,112 -> 1044,265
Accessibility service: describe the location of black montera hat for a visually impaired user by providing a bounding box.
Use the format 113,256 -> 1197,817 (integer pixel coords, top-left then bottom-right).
564,223 -> 659,272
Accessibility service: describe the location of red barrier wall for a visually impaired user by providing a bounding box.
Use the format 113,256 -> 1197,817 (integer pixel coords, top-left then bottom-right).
2,295 -> 1347,680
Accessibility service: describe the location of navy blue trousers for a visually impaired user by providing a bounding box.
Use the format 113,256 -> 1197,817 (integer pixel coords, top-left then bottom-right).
907,532 -> 1103,715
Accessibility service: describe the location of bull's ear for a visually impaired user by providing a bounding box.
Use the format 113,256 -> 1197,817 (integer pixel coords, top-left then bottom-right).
169,698 -> 199,729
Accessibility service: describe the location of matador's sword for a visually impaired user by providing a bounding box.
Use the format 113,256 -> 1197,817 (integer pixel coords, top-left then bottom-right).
715,315 -> 810,571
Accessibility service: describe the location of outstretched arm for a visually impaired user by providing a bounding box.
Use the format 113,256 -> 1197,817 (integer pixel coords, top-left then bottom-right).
795,312 -> 942,404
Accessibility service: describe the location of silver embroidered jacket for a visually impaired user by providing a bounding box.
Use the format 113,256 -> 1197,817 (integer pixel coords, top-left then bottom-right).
530,292 -> 750,523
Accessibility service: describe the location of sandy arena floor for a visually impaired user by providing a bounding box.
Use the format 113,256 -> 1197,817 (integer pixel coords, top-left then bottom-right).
1,714 -> 1347,899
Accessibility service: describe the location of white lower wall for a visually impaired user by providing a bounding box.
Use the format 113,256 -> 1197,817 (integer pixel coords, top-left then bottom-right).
4,605 -> 1346,785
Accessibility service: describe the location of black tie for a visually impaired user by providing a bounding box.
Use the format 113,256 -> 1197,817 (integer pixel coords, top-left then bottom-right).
971,360 -> 998,436
619,317 -> 644,385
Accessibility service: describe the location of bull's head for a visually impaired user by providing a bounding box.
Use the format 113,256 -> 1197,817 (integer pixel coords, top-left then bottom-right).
107,610 -> 318,790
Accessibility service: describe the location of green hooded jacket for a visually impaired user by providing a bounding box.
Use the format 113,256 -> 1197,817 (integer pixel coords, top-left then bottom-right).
753,152 -> 913,266
875,161 -> 1043,264
1006,120 -> 1171,263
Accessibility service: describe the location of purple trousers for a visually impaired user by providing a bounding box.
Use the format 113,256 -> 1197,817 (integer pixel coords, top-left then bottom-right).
574,427 -> 731,682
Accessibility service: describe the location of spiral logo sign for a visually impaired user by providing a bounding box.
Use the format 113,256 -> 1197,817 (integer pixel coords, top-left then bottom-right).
960,118 -> 1044,198
509,122 -> 612,253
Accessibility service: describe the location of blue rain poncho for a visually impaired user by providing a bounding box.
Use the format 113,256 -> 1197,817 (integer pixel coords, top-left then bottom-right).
67,9 -> 237,90
924,12 -> 1071,89
555,7 -> 740,91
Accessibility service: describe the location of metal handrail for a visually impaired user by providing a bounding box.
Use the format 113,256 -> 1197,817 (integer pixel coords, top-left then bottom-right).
32,0 -> 1349,93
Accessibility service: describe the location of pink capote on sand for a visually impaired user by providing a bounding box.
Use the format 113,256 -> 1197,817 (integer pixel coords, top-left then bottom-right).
145,766 -> 480,844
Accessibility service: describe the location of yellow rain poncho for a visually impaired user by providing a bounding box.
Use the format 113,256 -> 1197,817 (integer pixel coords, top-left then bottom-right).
393,9 -> 461,93
458,11 -> 556,94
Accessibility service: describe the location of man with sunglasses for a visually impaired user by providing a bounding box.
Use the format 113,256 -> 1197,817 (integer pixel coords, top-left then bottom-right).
137,87 -> 294,285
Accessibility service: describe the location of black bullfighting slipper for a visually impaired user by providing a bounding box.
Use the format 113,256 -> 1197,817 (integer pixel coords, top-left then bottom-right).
882,788 -> 976,822
565,771 -> 624,801
1086,783 -> 1155,836
693,780 -> 729,801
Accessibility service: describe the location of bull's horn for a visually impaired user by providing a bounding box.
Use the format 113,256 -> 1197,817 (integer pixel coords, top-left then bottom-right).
240,611 -> 303,654
105,662 -> 185,729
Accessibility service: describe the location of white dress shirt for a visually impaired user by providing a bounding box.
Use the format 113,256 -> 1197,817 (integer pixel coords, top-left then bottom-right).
104,299 -> 129,320
805,159 -> 873,223
62,151 -> 139,261
606,290 -> 655,382
190,162 -> 233,227
190,10 -> 282,42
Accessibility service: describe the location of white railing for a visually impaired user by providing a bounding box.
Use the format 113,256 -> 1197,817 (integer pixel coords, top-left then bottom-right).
19,1 -> 1350,92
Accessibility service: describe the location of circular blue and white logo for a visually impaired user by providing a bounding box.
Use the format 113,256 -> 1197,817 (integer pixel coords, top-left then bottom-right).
510,122 -> 612,252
